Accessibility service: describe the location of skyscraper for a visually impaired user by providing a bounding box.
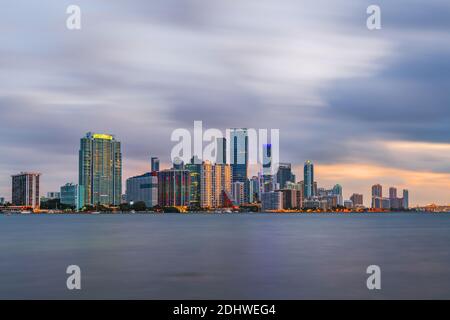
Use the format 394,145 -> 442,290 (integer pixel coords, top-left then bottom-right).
79,133 -> 122,206
151,157 -> 160,172
157,169 -> 190,207
262,143 -> 272,175
403,189 -> 409,209
185,156 -> 202,208
304,160 -> 314,199
389,187 -> 397,200
230,128 -> 248,183
216,137 -> 227,165
371,184 -> 383,209
350,193 -> 364,207
199,161 -> 232,208
276,163 -> 295,189
11,172 -> 41,208
332,184 -> 344,206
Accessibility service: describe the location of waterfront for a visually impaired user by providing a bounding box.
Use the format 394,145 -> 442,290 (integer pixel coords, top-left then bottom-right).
1,213 -> 450,299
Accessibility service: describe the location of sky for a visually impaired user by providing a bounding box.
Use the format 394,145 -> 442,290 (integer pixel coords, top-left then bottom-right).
1,0 -> 450,206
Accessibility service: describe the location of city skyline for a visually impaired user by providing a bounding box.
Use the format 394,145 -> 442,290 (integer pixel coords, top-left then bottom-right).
1,1 -> 450,206
0,131 -> 415,209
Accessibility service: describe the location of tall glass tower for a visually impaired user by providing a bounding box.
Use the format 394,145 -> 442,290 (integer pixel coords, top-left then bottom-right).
79,133 -> 122,206
230,128 -> 248,183
303,160 -> 314,199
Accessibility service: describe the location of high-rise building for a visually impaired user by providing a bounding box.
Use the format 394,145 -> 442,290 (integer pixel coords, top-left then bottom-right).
372,184 -> 382,198
197,160 -> 232,208
0,197 -> 5,205
276,163 -> 295,189
232,181 -> 245,206
230,128 -> 248,183
332,184 -> 344,206
157,169 -> 190,207
126,172 -> 158,208
200,161 -> 213,208
79,133 -> 122,206
403,189 -> 409,209
60,183 -> 84,211
389,187 -> 397,200
249,176 -> 260,203
216,137 -> 227,165
11,172 -> 41,208
261,191 -> 283,211
151,157 -> 160,172
262,143 -> 272,176
350,193 -> 364,207
185,156 -> 202,208
304,160 -> 314,198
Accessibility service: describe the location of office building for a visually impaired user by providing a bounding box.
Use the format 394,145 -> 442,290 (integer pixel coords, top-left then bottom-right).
0,197 -> 5,205
232,181 -> 245,206
350,193 -> 364,207
403,189 -> 409,209
157,169 -> 190,207
276,163 -> 295,189
261,191 -> 283,211
304,160 -> 314,198
11,172 -> 41,208
79,133 -> 122,206
230,128 -> 248,183
126,173 -> 158,208
216,137 -> 227,165
332,184 -> 344,206
185,156 -> 202,208
60,183 -> 84,211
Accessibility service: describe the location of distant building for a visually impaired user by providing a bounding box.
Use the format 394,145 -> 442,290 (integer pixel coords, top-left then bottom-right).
332,184 -> 344,206
232,181 -> 245,206
79,133 -> 122,206
157,169 -> 190,207
60,183 -> 84,211
249,176 -> 260,203
151,157 -> 160,172
46,192 -> 60,200
126,173 -> 158,208
371,184 -> 383,209
216,137 -> 227,165
230,128 -> 249,202
12,172 -> 41,208
280,189 -> 300,209
403,189 -> 409,209
185,157 -> 202,208
344,200 -> 353,209
276,163 -> 295,189
350,193 -> 364,207
261,191 -> 283,211
0,197 -> 5,205
304,160 -> 314,198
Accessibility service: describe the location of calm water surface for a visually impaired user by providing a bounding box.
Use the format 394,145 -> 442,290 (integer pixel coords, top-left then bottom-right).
1,213 -> 450,299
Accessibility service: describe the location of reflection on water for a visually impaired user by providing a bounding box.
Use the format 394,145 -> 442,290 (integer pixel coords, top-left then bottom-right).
1,213 -> 450,299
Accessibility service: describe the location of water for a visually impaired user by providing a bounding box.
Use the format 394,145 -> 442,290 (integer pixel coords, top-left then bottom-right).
1,213 -> 450,299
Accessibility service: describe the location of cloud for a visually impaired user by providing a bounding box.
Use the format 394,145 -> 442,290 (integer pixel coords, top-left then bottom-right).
0,0 -> 449,205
